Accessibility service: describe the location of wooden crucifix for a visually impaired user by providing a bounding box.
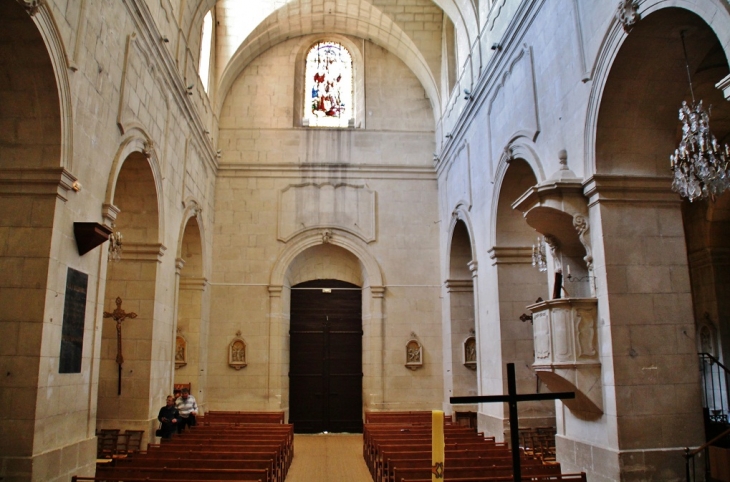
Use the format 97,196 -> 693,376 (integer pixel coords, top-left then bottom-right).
450,363 -> 575,482
103,297 -> 137,395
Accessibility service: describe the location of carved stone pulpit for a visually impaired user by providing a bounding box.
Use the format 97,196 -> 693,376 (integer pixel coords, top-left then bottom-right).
527,297 -> 602,416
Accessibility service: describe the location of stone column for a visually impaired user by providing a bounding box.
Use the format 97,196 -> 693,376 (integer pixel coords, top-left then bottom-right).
556,176 -> 705,481
267,285 -> 285,412
364,286 -> 385,409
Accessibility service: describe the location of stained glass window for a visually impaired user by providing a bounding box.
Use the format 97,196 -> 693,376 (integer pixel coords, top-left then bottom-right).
304,42 -> 353,128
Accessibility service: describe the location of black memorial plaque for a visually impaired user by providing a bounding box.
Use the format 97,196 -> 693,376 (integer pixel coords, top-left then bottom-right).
59,268 -> 88,373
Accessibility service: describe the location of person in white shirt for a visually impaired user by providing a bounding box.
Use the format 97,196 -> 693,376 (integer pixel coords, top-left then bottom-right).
175,387 -> 198,433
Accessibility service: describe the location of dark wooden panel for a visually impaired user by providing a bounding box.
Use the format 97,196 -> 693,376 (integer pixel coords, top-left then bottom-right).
59,268 -> 88,373
289,279 -> 362,434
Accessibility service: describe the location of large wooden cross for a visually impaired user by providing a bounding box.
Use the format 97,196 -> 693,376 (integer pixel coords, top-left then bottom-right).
450,363 -> 575,482
103,297 -> 137,395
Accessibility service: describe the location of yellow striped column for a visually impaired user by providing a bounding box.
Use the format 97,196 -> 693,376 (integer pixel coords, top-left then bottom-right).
432,410 -> 445,480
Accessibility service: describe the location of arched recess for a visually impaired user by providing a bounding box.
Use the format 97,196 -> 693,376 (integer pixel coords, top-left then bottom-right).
444,209 -> 479,416
485,156 -> 555,437
0,1 -> 71,476
104,131 -> 166,240
215,0 -> 442,121
173,201 -> 208,408
584,4 -> 728,466
97,148 -> 164,441
267,228 -> 385,415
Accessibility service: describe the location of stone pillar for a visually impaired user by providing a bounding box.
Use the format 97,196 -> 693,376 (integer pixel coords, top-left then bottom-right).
364,286 -> 385,409
556,176 -> 705,481
267,285 -> 286,413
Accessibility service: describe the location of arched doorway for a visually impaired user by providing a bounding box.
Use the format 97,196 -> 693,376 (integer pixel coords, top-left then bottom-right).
445,218 -> 478,415
98,150 -> 161,434
174,212 -> 207,407
289,279 -> 363,433
488,157 -> 555,434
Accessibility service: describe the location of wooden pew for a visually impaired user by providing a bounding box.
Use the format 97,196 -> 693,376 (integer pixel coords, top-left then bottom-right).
138,450 -> 283,482
202,411 -> 285,424
399,473 -> 587,482
75,478 -> 261,482
96,465 -> 268,481
147,443 -> 287,480
110,456 -> 275,482
381,451 -> 545,482
391,461 -> 563,482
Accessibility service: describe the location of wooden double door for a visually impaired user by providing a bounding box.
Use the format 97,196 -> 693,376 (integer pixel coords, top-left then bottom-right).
289,279 -> 363,433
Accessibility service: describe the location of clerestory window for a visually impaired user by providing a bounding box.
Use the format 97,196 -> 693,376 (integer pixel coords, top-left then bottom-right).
303,41 -> 353,128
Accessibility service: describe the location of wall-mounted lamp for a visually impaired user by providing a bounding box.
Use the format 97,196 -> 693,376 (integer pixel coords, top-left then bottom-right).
463,89 -> 473,101
161,36 -> 169,43
445,133 -> 453,139
491,43 -> 502,51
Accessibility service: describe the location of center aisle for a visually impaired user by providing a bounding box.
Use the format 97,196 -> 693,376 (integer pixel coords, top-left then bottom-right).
285,433 -> 372,481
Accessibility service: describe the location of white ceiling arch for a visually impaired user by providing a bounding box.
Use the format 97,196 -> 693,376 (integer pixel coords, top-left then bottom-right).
214,0 -> 448,122
187,0 -> 477,58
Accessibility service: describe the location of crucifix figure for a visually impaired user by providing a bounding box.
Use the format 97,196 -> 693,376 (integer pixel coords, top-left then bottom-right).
103,297 -> 137,395
450,363 -> 575,482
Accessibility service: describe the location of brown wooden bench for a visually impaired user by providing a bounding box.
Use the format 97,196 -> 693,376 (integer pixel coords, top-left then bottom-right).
75,478 -> 261,482
110,457 -> 276,482
382,452 -> 545,482
96,465 -> 268,480
202,411 -> 285,424
138,450 -> 283,482
392,462 -> 563,482
399,473 -> 587,482
365,411 -> 454,424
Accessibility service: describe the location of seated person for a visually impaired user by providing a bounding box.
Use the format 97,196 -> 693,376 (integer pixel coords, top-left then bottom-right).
176,387 -> 198,433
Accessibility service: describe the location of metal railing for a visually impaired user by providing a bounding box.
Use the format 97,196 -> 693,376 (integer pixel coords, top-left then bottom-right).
699,353 -> 730,424
684,353 -> 730,481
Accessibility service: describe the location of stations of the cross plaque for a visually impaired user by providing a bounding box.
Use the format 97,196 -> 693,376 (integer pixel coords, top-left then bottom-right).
450,363 -> 575,482
103,297 -> 137,395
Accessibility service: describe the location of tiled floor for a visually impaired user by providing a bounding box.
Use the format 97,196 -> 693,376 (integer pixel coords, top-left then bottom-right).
285,433 -> 372,481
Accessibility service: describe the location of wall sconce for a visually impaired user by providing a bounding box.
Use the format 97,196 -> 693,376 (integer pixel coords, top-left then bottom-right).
463,89 -> 473,101
491,43 -> 502,51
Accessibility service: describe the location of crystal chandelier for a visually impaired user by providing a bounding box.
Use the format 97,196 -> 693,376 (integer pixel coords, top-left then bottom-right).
532,237 -> 547,272
108,225 -> 123,262
670,32 -> 730,202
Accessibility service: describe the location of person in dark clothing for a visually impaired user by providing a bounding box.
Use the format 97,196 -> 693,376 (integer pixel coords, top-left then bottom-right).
157,395 -> 179,439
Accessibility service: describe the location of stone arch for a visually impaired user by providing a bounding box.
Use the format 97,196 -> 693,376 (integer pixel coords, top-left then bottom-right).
490,141 -> 544,245
446,206 -> 478,277
579,3 -> 721,463
0,3 -> 78,479
97,135 -> 165,441
29,2 -> 75,171
270,228 -> 384,289
173,199 -> 207,408
585,1 -> 730,178
484,152 -> 554,435
103,131 -> 166,242
266,228 -> 385,414
444,209 -> 479,412
215,0 -> 441,121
